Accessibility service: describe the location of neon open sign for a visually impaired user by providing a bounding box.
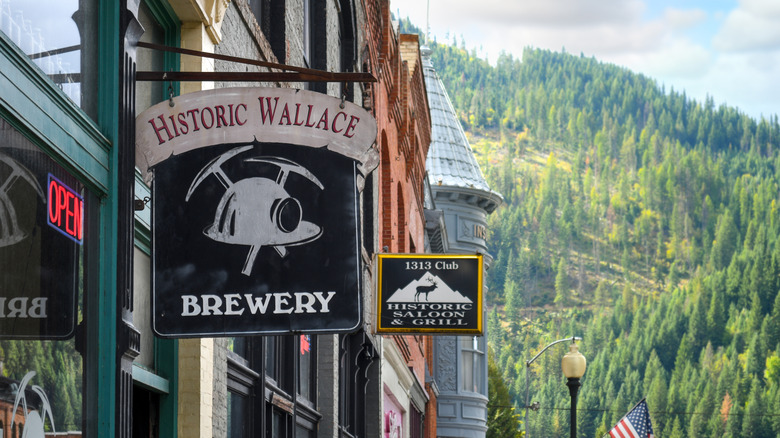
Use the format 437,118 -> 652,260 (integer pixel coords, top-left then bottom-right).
47,174 -> 83,245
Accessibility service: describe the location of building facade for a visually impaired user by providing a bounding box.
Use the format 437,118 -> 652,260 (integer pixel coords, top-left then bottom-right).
366,6 -> 435,436
421,47 -> 502,438
0,0 -> 446,437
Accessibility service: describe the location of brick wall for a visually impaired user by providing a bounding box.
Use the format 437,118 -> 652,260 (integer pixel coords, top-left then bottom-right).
365,1 -> 436,437
372,10 -> 429,254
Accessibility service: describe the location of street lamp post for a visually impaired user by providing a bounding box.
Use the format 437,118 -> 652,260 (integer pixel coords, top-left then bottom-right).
524,336 -> 582,438
561,343 -> 587,438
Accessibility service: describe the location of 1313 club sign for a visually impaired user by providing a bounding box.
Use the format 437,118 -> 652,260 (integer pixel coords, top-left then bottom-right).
376,254 -> 483,334
137,88 -> 377,337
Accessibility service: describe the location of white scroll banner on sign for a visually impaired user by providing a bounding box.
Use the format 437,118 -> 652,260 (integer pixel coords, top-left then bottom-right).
136,87 -> 378,177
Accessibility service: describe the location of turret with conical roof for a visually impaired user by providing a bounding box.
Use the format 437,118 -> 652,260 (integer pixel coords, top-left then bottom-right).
423,46 -> 502,438
423,46 -> 502,258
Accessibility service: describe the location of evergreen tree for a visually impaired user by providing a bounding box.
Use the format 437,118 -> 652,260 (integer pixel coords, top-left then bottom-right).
706,279 -> 727,345
741,377 -> 770,438
554,256 -> 570,306
746,332 -> 767,377
667,416 -> 685,438
504,279 -> 523,333
487,351 -> 523,438
710,210 -> 739,270
419,37 -> 780,437
766,291 -> 780,348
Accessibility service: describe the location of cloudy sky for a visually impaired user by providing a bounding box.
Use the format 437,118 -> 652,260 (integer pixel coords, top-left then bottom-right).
390,0 -> 780,120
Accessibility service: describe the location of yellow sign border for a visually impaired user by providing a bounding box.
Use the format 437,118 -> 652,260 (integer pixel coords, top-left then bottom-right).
375,254 -> 484,335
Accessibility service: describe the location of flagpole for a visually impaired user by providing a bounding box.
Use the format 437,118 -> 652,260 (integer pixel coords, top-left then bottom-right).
625,397 -> 647,416
602,397 -> 648,438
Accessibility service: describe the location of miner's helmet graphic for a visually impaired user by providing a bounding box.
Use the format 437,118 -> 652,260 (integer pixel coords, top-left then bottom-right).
0,152 -> 45,248
186,145 -> 324,276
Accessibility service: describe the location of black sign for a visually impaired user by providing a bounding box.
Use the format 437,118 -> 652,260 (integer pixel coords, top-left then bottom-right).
152,142 -> 361,336
0,134 -> 81,339
376,254 -> 483,334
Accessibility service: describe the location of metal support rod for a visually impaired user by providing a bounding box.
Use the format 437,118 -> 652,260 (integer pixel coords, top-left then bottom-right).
28,44 -> 80,59
567,378 -> 581,438
524,336 -> 581,438
136,41 -> 377,83
136,70 -> 376,83
138,41 -> 310,74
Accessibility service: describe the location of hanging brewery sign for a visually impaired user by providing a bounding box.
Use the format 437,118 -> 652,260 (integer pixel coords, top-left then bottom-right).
137,87 -> 377,337
376,254 -> 483,334
0,132 -> 82,339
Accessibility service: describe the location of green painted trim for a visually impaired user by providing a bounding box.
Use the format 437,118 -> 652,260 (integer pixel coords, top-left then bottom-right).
144,0 -> 181,99
0,3 -> 119,437
134,0 -> 181,256
155,338 -> 179,436
134,218 -> 152,254
133,364 -> 171,394
83,191 -> 105,438
142,3 -> 180,436
0,33 -> 111,195
145,0 -> 182,41
96,0 -> 121,436
134,219 -> 152,254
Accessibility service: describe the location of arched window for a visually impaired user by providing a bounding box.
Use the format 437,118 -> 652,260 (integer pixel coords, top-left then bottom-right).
381,135 -> 392,251
397,182 -> 406,253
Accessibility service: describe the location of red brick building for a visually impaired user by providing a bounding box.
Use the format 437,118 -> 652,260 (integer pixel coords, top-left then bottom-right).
363,1 -> 437,436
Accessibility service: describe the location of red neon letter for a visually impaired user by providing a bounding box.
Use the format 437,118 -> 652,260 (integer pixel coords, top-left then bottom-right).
57,185 -> 68,228
48,180 -> 59,224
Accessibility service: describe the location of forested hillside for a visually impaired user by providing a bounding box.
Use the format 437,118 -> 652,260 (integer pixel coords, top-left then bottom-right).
408,19 -> 780,437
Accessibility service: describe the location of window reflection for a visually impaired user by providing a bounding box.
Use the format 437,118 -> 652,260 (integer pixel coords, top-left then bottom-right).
0,340 -> 84,432
0,0 -> 97,118
298,334 -> 312,401
460,336 -> 485,393
0,117 -> 86,436
228,391 -> 249,438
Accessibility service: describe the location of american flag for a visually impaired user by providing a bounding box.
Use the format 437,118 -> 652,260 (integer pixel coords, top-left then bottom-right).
607,400 -> 655,438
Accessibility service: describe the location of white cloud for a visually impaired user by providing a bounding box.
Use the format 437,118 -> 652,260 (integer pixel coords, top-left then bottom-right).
713,5 -> 780,52
619,40 -> 713,79
431,0 -> 645,27
421,2 -> 708,59
391,0 -> 779,119
663,8 -> 708,31
684,51 -> 780,117
741,0 -> 780,17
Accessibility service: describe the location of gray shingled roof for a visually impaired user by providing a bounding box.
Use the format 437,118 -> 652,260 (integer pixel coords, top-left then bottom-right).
422,47 -> 493,193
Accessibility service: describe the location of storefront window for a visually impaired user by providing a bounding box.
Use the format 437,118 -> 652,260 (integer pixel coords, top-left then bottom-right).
298,334 -> 313,401
409,405 -> 424,438
295,424 -> 315,438
0,0 -> 99,119
226,335 -> 320,437
228,391 -> 250,438
383,391 -> 403,438
0,117 -> 86,434
460,336 -> 485,393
